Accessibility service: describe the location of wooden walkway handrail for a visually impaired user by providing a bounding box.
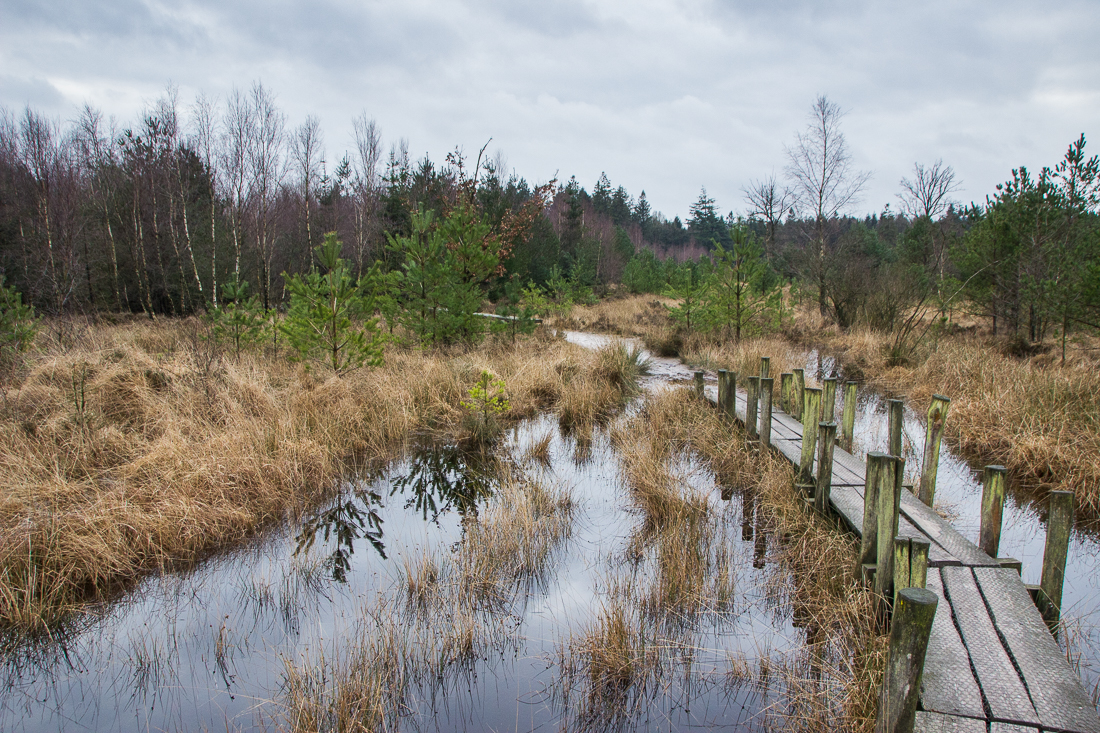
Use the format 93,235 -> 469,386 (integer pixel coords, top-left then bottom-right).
699,369 -> 1100,733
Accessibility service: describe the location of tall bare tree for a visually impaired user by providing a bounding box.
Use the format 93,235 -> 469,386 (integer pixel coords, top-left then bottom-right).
291,115 -> 323,268
351,113 -> 382,275
221,88 -> 253,287
785,96 -> 871,317
247,82 -> 286,309
76,104 -> 123,310
191,92 -> 220,306
898,159 -> 960,220
743,174 -> 794,263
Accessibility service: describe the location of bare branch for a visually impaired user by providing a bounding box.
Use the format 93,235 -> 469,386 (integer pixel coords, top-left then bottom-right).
897,159 -> 960,219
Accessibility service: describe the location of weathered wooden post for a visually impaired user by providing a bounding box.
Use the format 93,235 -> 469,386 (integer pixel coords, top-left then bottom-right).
798,387 -> 822,486
876,588 -> 938,733
717,369 -> 729,416
918,395 -> 951,507
792,368 -> 805,420
875,456 -> 905,617
860,453 -> 888,581
746,376 -> 760,439
887,399 -> 904,458
815,422 -> 837,514
723,371 -> 737,419
822,377 -> 838,425
978,465 -> 1007,558
841,381 -> 858,451
759,356 -> 770,380
759,377 -> 774,448
780,373 -> 793,413
893,537 -> 930,603
1038,490 -> 1074,627
693,370 -> 704,399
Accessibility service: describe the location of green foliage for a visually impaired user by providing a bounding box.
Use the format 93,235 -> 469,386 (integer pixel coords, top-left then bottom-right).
386,204 -> 503,345
461,370 -> 510,444
492,279 -> 540,343
622,250 -> 664,294
663,260 -> 710,331
699,227 -> 780,340
206,281 -> 268,359
0,277 -> 37,362
282,232 -> 384,374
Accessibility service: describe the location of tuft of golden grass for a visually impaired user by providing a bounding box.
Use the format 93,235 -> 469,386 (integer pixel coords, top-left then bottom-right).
0,318 -> 616,630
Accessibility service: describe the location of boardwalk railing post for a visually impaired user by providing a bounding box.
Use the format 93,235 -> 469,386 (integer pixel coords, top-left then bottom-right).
717,369 -> 729,416
860,453 -> 888,582
887,399 -> 904,458
1038,490 -> 1074,627
841,381 -> 858,451
759,377 -> 774,449
979,465 -> 1007,558
876,588 -> 938,733
918,395 -> 951,506
798,387 -> 822,486
759,356 -> 770,380
815,422 -> 837,514
893,538 -> 930,604
724,371 -> 737,419
780,373 -> 793,413
822,377 -> 837,425
792,369 -> 805,420
875,455 -> 904,619
693,370 -> 704,399
746,376 -> 760,439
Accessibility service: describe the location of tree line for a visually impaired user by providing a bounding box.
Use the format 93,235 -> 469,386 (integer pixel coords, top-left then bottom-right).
1,86 -> 1097,359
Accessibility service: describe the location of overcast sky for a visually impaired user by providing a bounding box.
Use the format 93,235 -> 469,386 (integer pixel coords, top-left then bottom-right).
2,0 -> 1097,221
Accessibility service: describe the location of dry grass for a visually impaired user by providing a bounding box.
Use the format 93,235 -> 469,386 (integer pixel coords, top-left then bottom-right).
0,318 -> 615,629
283,470 -> 575,731
830,327 -> 1100,518
646,387 -> 885,732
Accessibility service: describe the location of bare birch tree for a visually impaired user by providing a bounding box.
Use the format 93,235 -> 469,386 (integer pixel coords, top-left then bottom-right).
291,115 -> 323,269
785,96 -> 871,317
247,82 -> 286,309
351,112 -> 381,275
743,174 -> 794,263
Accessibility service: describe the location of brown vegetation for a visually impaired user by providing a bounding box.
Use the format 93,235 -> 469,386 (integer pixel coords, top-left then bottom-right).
0,319 -> 622,629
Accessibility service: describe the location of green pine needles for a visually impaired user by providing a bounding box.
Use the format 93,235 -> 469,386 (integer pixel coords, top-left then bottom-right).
206,280 -> 268,360
282,232 -> 385,374
461,370 -> 510,444
0,276 -> 37,366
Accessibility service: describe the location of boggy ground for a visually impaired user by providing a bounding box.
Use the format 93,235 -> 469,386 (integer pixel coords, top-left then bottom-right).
560,293 -> 1100,523
0,318 -> 642,630
280,388 -> 885,733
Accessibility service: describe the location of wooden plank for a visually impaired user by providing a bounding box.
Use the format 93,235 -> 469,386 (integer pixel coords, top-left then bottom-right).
914,711 -> 987,733
920,568 -> 986,720
990,724 -> 1040,733
773,439 -> 803,466
941,566 -> 1039,727
975,567 -> 1100,733
848,482 -> 959,567
828,485 -> 866,535
900,491 -> 1000,567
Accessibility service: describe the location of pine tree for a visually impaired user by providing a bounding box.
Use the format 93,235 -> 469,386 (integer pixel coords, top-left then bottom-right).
282,232 -> 384,373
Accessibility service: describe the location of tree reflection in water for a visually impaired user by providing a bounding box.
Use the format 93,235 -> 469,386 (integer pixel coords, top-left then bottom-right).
294,445 -> 499,581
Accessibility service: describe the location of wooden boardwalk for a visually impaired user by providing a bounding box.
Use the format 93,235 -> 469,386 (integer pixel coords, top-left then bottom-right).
704,383 -> 1100,733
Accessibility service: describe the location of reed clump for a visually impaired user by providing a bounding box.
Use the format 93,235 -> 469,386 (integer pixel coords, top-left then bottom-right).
666,387 -> 885,732
0,318 -> 613,629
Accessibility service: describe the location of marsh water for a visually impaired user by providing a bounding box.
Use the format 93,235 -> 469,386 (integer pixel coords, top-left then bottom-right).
0,362 -> 795,731
2,334 -> 1097,731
